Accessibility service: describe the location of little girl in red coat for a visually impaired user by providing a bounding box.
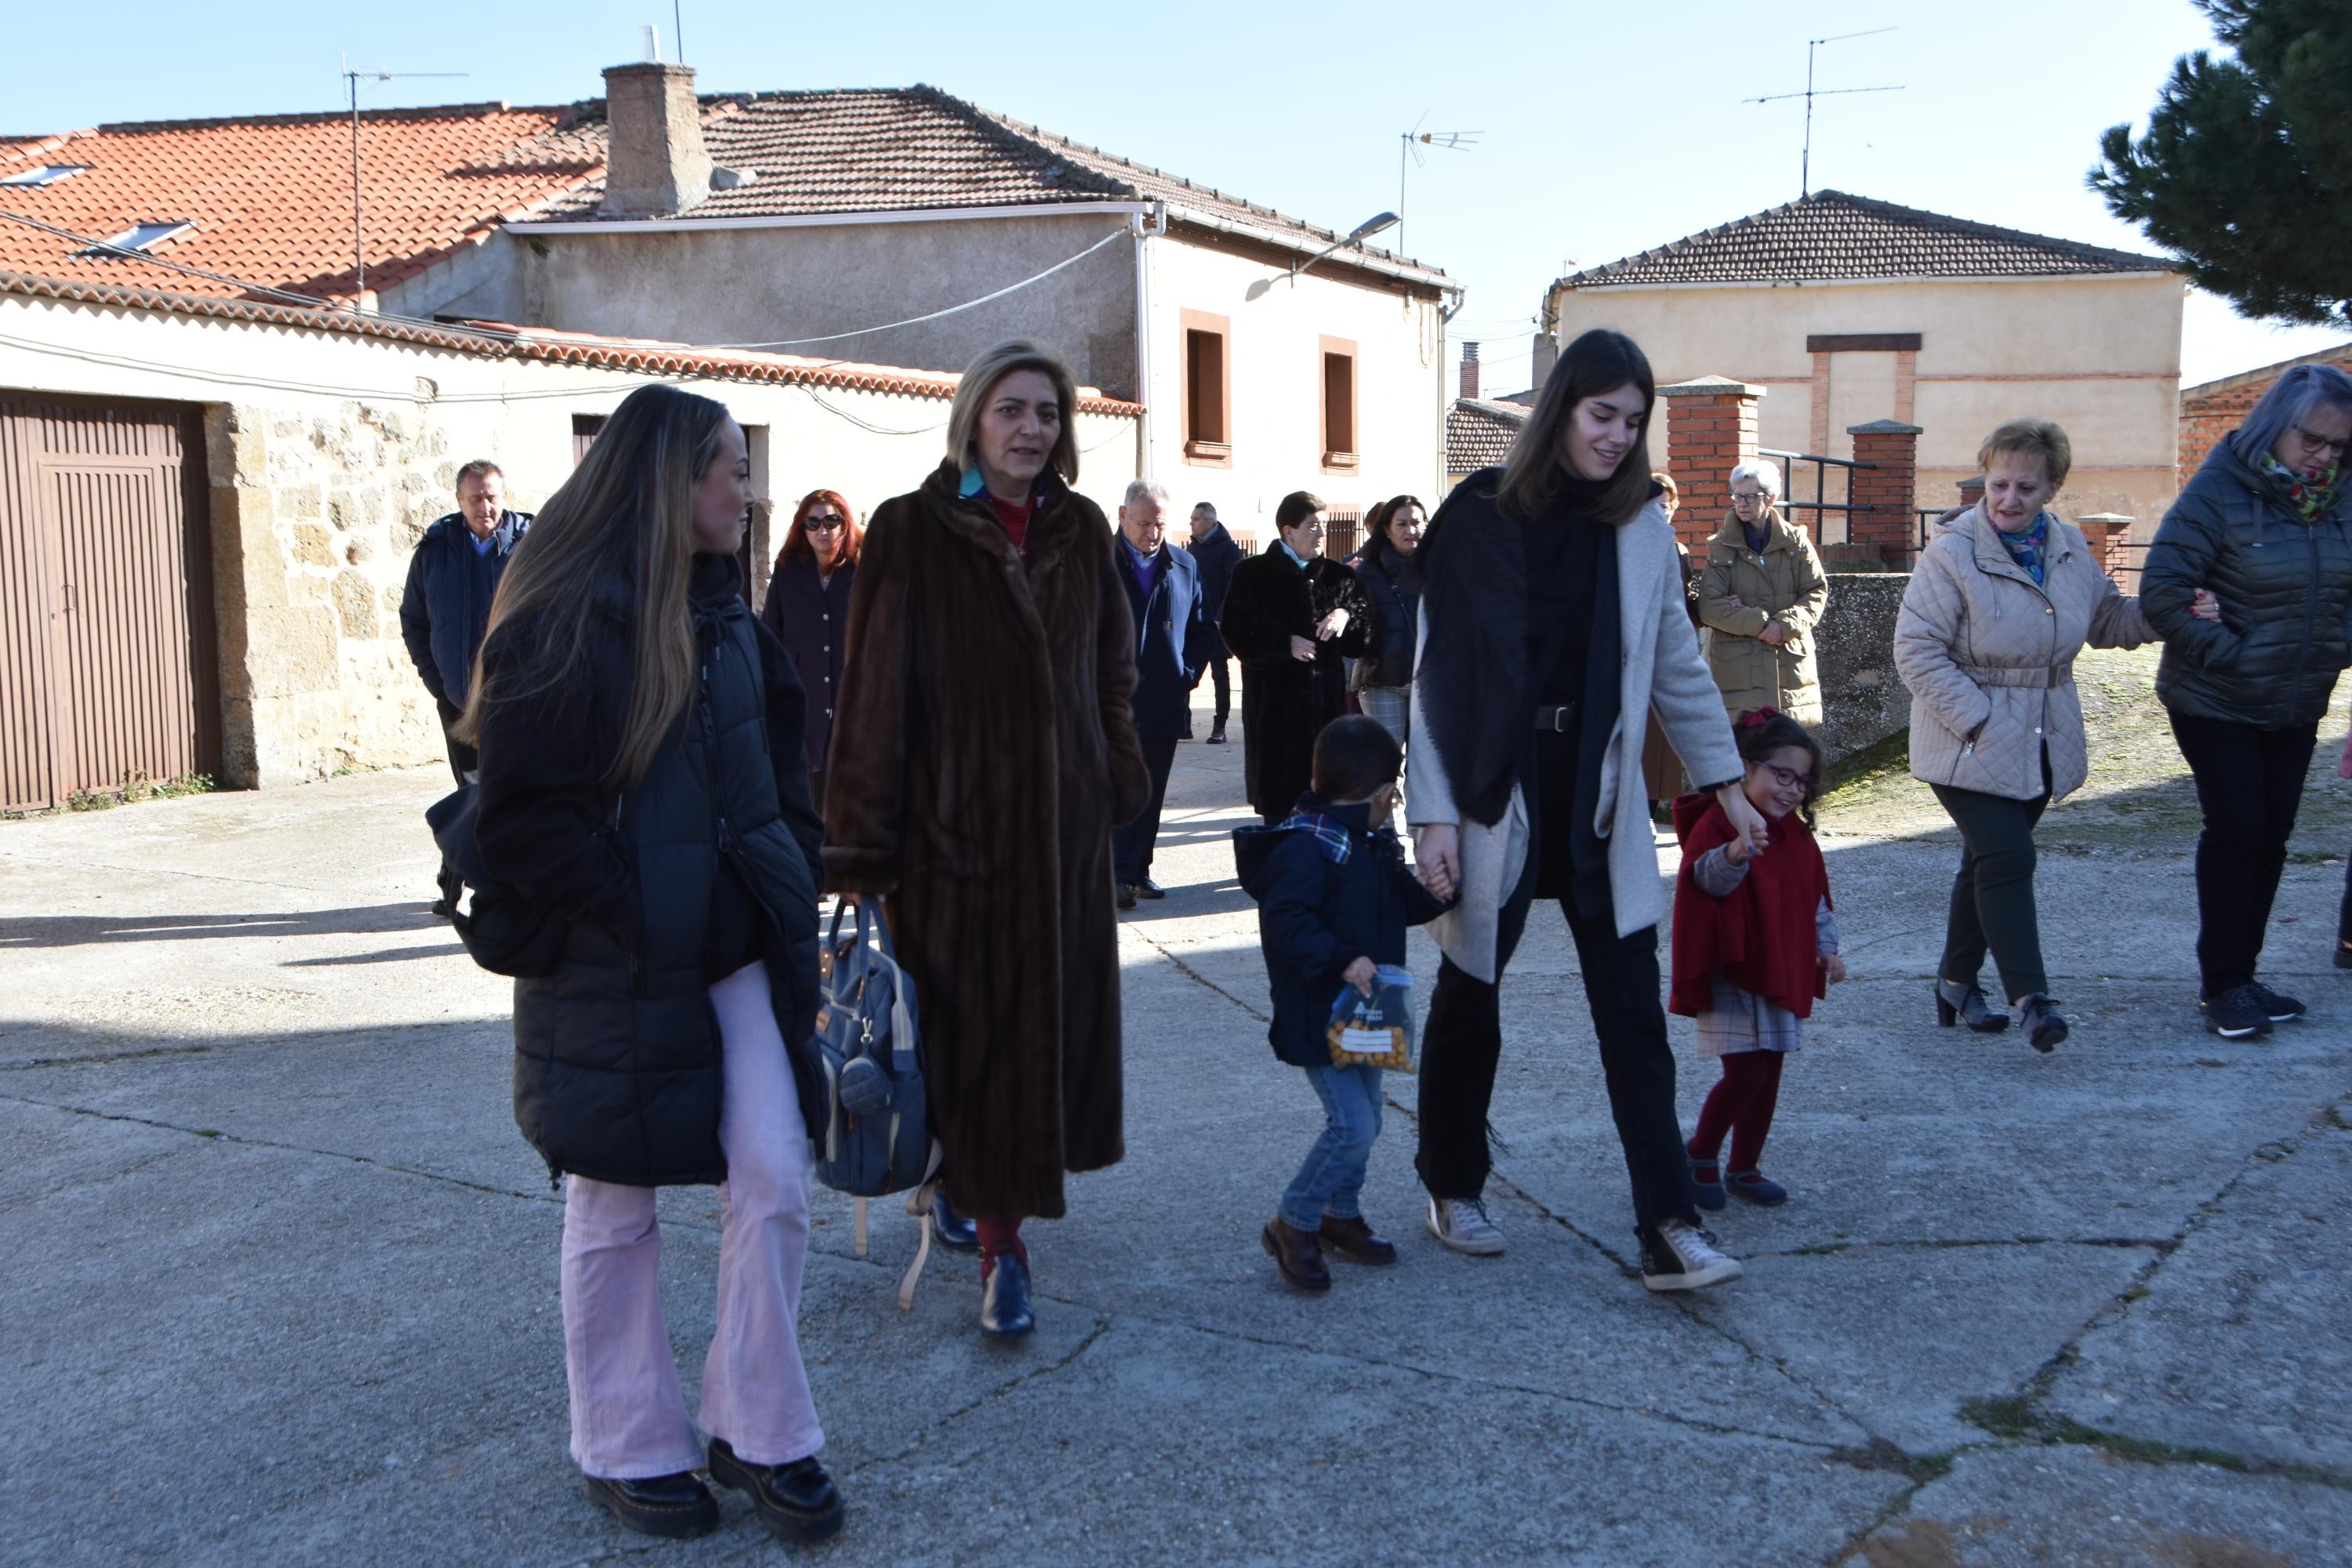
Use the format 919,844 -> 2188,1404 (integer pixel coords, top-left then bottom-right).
1671,709 -> 1847,1208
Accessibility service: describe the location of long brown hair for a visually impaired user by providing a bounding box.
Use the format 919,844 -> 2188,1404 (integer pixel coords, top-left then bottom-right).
1494,328 -> 1657,525
459,384 -> 733,789
779,488 -> 862,572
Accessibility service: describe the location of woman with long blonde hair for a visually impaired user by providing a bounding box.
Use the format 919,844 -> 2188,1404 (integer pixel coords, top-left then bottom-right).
466,384 -> 841,1545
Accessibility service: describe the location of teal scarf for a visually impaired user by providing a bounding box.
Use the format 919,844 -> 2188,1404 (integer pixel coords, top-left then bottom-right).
1993,510 -> 2051,586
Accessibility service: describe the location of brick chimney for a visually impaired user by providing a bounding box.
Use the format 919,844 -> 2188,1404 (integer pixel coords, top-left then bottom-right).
601,62 -> 713,217
1531,329 -> 1558,393
1460,343 -> 1481,401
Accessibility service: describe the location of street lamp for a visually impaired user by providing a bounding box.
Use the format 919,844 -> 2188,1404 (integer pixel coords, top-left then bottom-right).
1291,211 -> 1399,285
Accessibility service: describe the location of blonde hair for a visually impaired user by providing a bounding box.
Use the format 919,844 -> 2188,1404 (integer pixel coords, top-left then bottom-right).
946,339 -> 1081,482
1977,418 -> 2073,488
460,384 -> 732,789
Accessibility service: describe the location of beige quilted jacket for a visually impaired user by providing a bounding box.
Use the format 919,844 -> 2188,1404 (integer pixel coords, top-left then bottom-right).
1895,506 -> 2154,801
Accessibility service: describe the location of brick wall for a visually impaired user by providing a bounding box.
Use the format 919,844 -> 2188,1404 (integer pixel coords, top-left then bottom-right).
2179,342 -> 2352,488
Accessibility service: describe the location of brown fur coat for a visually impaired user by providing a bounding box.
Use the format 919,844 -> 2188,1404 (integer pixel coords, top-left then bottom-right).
823,462 -> 1150,1220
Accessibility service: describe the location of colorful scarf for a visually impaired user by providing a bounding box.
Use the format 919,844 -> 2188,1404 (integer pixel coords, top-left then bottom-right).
2258,452 -> 2341,523
1993,509 -> 2051,586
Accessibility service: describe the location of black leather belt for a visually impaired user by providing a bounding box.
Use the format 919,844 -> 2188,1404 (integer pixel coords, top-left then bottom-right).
1535,702 -> 1580,733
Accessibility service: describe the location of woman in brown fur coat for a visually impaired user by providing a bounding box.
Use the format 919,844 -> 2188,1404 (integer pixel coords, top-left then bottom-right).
824,340 -> 1150,1340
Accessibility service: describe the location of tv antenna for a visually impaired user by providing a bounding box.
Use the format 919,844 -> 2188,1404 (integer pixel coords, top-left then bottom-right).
1742,27 -> 1902,196
1398,114 -> 1479,259
341,55 -> 469,308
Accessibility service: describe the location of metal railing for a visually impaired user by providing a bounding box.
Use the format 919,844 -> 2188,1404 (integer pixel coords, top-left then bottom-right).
1760,448 -> 1876,550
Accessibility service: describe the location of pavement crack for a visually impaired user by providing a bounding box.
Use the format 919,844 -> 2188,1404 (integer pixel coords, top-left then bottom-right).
0,1091 -> 563,1208
1123,926 -> 1269,1023
843,1315 -> 1111,1479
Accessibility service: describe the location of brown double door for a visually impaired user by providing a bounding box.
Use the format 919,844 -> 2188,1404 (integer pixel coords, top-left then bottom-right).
0,393 -> 219,810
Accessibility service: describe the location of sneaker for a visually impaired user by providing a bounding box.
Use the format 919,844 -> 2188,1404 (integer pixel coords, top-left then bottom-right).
1640,1219 -> 1744,1293
1425,1195 -> 1506,1256
2248,980 -> 2306,1023
2201,985 -> 2274,1040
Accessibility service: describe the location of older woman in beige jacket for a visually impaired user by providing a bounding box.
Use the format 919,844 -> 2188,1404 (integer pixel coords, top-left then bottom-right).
1896,417 -> 2213,1052
1698,460 -> 1828,723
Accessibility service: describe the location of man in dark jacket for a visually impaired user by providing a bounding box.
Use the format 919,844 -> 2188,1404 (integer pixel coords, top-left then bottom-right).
1218,491 -> 1371,823
1186,502 -> 1244,742
1112,480 -> 1210,909
400,459 -> 532,913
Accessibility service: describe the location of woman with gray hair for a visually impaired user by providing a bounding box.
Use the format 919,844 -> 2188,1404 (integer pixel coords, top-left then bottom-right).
2143,361 -> 2352,1040
825,339 -> 1151,1337
1697,459 -> 1828,724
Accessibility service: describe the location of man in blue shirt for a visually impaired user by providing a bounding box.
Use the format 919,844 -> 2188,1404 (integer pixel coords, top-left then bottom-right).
1111,479 -> 1209,909
399,459 -> 532,915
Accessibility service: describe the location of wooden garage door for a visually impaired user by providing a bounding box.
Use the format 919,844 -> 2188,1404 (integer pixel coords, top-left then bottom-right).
0,394 -> 219,810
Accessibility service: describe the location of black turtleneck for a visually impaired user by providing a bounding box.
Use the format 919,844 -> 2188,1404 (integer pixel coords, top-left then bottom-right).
1522,474 -> 1622,912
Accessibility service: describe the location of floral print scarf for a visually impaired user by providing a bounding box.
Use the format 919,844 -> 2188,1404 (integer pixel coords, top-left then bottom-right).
1992,509 -> 2051,586
2257,451 -> 2342,523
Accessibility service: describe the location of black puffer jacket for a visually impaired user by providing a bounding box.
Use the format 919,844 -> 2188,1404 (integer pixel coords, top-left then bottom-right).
1346,543 -> 1421,690
2143,440 -> 2352,728
475,553 -> 824,1187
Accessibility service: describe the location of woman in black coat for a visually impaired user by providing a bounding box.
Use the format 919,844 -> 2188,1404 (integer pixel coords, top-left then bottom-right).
465,386 -> 842,1547
1220,489 -> 1372,822
758,488 -> 859,809
1347,494 -> 1425,756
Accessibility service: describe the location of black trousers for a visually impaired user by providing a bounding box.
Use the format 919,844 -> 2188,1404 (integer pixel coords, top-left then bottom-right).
1112,733 -> 1180,887
1417,869 -> 1698,1236
434,700 -> 478,902
2170,711 -> 2318,996
1929,752 -> 2053,1005
1207,649 -> 1231,728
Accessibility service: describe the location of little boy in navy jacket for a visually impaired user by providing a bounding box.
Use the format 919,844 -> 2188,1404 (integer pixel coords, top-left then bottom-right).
1233,717 -> 1450,1293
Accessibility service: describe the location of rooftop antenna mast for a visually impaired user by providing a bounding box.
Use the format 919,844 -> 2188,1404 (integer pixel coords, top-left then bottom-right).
1742,27 -> 1902,196
341,53 -> 469,310
1399,114 -> 1479,260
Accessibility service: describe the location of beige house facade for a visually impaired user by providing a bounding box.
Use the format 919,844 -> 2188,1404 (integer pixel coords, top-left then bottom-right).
0,274 -> 1135,808
1544,191 -> 2184,536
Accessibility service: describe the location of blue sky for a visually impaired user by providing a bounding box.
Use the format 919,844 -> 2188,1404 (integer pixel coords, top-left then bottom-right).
10,0 -> 2343,387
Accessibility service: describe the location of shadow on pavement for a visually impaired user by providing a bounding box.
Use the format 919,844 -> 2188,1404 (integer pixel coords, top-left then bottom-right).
0,902 -> 443,949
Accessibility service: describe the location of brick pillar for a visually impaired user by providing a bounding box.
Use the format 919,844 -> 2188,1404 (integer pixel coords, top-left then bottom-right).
1957,474 -> 1985,510
1846,419 -> 1921,568
2075,512 -> 2134,589
1659,376 -> 1765,553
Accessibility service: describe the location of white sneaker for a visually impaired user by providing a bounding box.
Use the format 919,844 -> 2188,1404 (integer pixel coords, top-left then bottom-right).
1426,1195 -> 1506,1256
1641,1218 -> 1743,1292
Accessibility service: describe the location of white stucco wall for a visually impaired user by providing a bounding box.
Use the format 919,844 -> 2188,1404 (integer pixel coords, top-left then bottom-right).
1139,236 -> 1447,546
1550,272 -> 2186,527
478,212 -> 1145,401
1,292 -> 1134,787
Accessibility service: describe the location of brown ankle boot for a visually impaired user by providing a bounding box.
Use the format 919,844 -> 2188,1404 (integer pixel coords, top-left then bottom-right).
1317,1213 -> 1398,1266
1260,1215 -> 1331,1292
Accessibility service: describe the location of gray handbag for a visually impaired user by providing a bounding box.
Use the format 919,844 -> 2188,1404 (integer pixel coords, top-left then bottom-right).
808,898 -> 942,1308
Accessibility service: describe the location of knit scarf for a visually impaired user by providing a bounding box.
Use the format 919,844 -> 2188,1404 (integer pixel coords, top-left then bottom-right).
1994,510 -> 2051,586
2258,452 -> 2342,523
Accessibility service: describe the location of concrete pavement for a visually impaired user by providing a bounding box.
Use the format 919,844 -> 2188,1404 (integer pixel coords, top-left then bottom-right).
3,706 -> 2349,1566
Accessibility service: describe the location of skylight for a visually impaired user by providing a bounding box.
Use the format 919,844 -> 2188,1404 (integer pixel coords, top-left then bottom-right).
0,164 -> 91,187
76,221 -> 193,257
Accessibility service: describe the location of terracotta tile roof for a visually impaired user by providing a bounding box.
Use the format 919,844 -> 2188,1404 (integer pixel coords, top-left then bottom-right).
0,105 -> 604,303
1556,190 -> 2172,291
0,270 -> 1141,412
1447,397 -> 1526,474
534,86 -> 1450,284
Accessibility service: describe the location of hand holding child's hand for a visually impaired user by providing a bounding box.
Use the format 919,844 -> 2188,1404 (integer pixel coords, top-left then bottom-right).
1820,953 -> 1848,985
1342,956 -> 1379,996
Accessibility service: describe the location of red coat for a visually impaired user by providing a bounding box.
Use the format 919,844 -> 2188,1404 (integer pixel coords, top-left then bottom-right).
1668,794 -> 1831,1021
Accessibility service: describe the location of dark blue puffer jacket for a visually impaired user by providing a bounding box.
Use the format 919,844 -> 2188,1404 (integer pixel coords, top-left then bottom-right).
2143,441 -> 2352,728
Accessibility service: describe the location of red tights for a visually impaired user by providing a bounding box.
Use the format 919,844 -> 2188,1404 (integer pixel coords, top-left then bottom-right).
1688,1051 -> 1785,1174
974,1218 -> 1025,1277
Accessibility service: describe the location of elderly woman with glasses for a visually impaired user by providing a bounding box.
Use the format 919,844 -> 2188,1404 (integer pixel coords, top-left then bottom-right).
1697,460 -> 1828,724
760,490 -> 861,810
2142,363 -> 2352,1040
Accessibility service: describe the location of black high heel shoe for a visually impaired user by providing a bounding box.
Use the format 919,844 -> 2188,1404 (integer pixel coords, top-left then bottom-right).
1934,978 -> 2009,1033
2017,995 -> 2067,1053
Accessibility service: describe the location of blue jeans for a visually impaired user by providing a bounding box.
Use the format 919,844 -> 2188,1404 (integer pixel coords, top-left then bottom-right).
1280,1063 -> 1385,1231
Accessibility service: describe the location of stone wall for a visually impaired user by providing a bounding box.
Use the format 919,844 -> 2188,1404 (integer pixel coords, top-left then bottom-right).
1813,571 -> 1911,766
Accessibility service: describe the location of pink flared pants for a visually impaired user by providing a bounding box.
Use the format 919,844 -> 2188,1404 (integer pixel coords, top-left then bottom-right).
559,960 -> 825,1479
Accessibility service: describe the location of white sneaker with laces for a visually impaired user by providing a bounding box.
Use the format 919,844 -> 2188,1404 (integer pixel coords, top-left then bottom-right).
1641,1218 -> 1743,1292
1426,1195 -> 1506,1256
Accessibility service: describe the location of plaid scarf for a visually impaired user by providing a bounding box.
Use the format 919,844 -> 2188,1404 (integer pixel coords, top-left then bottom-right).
1277,808 -> 1355,866
1994,510 -> 2051,586
2258,452 -> 2342,523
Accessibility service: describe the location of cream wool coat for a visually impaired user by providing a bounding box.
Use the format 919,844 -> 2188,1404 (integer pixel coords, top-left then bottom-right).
1894,505 -> 2154,802
1409,498 -> 1743,981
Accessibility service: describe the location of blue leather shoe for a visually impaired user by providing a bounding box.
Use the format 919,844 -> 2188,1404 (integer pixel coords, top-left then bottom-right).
979,1250 -> 1035,1339
1728,1170 -> 1788,1206
931,1189 -> 979,1253
1689,1154 -> 1727,1212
